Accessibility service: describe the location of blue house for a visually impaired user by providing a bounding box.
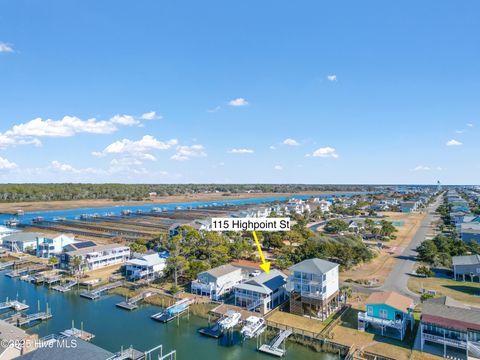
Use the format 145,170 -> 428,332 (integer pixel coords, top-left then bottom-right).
358,291 -> 414,340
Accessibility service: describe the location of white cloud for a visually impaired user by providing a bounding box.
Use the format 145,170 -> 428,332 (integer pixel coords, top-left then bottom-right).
455,130 -> 464,134
171,145 -> 206,161
95,135 -> 178,157
326,74 -> 337,81
269,145 -> 276,150
229,148 -> 254,154
140,111 -> 162,120
467,123 -> 474,127
208,106 -> 221,113
412,165 -> 431,171
0,157 -> 17,169
282,138 -> 300,146
274,165 -> 283,170
0,42 -> 13,53
109,114 -> 140,126
228,98 -> 248,107
446,139 -> 462,146
307,146 -> 339,158
49,160 -> 102,175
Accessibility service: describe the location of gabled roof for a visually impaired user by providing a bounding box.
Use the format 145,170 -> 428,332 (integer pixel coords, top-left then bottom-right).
289,258 -> 338,274
365,291 -> 413,313
200,264 -> 240,279
127,253 -> 165,267
2,232 -> 44,243
235,269 -> 287,294
422,296 -> 480,331
452,254 -> 480,266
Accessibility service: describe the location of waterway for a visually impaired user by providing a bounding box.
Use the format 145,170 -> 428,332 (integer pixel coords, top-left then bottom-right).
0,192 -> 367,224
0,274 -> 338,360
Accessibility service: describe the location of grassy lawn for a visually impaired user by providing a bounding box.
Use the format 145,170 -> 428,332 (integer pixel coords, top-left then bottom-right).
266,310 -> 327,335
408,276 -> 480,305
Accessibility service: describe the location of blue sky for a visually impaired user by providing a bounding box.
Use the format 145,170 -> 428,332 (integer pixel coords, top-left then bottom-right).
0,1 -> 478,184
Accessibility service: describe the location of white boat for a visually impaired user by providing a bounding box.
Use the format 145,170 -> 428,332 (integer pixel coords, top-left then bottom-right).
218,310 -> 241,331
151,208 -> 162,213
241,316 -> 265,339
5,219 -> 20,227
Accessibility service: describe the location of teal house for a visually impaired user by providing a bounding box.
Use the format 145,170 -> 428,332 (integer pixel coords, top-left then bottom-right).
358,291 -> 414,340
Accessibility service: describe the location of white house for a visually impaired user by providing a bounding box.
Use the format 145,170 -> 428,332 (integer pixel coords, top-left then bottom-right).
36,234 -> 76,258
234,269 -> 288,314
1,232 -> 44,252
125,253 -> 166,281
61,243 -> 130,272
191,264 -> 243,300
289,258 -> 340,320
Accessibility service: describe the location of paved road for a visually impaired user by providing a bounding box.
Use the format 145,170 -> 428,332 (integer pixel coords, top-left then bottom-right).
347,196 -> 442,302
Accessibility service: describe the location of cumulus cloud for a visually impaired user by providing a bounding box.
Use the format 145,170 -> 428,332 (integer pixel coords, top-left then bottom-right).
282,138 -> 300,146
0,42 -> 13,53
0,157 -> 17,169
228,98 -> 248,107
467,123 -> 474,127
109,114 -> 140,126
229,148 -> 254,154
171,145 -> 206,161
269,145 -> 276,150
274,165 -> 283,170
326,74 -> 337,81
140,111 -> 162,120
307,146 -> 339,158
446,139 -> 462,146
94,135 -> 178,159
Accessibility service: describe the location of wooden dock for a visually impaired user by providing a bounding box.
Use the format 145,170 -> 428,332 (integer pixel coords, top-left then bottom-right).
60,327 -> 95,341
52,280 -> 78,292
80,280 -> 124,300
259,329 -> 292,357
5,311 -> 53,327
0,299 -> 29,312
116,290 -> 157,310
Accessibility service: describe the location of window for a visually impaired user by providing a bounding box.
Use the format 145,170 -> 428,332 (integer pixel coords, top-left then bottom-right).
380,309 -> 388,319
367,306 -> 373,315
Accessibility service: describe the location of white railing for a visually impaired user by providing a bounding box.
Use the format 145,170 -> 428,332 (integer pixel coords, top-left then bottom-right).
423,333 -> 467,349
358,312 -> 404,330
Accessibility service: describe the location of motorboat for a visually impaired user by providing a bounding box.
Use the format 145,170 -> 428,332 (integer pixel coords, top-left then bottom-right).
218,310 -> 241,331
240,316 -> 265,339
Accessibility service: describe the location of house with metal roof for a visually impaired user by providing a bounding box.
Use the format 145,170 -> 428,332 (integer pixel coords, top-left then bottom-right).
358,291 -> 414,341
288,258 -> 340,320
61,243 -> 130,272
452,254 -> 480,283
420,296 -> 480,358
125,253 -> 166,281
191,264 -> 243,300
1,232 -> 44,252
460,222 -> 480,244
234,269 -> 287,314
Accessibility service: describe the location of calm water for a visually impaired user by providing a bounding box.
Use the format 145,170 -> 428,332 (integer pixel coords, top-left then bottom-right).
0,274 -> 337,360
0,192 -> 367,224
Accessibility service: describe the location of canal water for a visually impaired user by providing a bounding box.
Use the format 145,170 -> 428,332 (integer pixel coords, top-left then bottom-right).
0,274 -> 337,359
0,192 -> 367,224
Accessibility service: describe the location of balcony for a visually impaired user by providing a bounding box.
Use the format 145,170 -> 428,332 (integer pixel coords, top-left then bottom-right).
423,332 -> 467,349
358,312 -> 405,330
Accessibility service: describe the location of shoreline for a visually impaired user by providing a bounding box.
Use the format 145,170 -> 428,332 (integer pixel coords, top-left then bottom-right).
0,191 -> 351,214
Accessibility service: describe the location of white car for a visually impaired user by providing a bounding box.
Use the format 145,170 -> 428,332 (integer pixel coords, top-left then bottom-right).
249,270 -> 261,277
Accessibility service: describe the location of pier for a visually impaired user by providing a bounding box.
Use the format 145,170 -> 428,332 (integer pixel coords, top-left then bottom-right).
259,329 -> 293,357
116,290 -> 158,310
151,298 -> 193,323
80,280 -> 124,300
0,299 -> 29,312
0,258 -> 29,270
5,311 -> 53,327
5,264 -> 48,278
52,279 -> 78,292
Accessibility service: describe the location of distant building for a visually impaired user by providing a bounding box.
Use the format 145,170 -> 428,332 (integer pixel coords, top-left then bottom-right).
289,258 -> 340,320
358,291 -> 414,341
452,255 -> 480,282
1,232 -> 44,252
234,269 -> 287,314
420,296 -> 480,358
399,201 -> 418,213
191,264 -> 243,300
61,243 -> 130,272
36,234 -> 76,258
125,253 -> 166,281
460,223 -> 480,243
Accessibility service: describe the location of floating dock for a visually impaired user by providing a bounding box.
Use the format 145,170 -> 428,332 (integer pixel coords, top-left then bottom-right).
80,280 -> 123,300
52,280 -> 78,292
0,299 -> 29,312
116,290 -> 157,310
258,329 -> 292,357
60,327 -> 95,341
151,298 -> 193,323
5,311 -> 53,327
198,322 -> 223,338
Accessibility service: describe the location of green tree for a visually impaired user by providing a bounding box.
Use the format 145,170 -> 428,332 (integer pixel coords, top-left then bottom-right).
48,256 -> 59,270
325,219 -> 348,234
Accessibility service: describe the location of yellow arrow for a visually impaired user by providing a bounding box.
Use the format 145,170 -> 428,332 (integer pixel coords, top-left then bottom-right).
252,231 -> 270,273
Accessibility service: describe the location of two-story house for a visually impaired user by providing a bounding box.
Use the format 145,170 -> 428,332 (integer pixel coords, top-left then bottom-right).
288,258 -> 340,320
191,264 -> 243,300
358,291 -> 414,341
36,233 -> 76,258
125,253 -> 166,281
452,255 -> 480,283
234,269 -> 287,314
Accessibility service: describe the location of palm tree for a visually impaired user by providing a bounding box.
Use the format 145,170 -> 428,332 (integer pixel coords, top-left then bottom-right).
48,256 -> 59,270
